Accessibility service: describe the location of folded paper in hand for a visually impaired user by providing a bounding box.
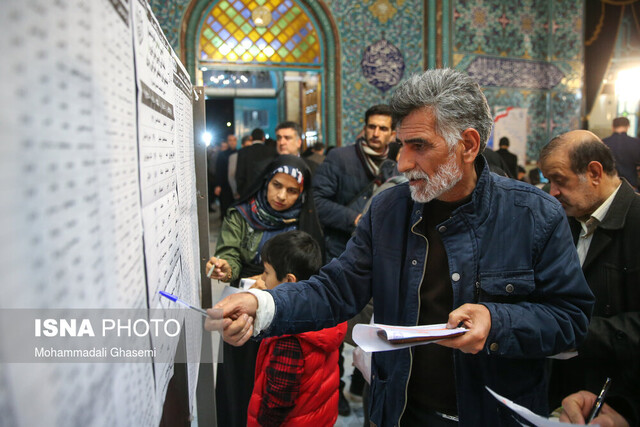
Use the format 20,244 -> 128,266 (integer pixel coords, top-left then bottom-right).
486,387 -> 589,426
353,323 -> 467,352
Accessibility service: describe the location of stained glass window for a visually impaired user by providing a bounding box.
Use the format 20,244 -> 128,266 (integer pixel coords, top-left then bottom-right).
199,0 -> 321,65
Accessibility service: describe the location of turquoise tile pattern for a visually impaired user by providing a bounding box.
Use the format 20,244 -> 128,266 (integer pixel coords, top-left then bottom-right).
149,0 -> 191,56
150,0 -> 424,146
325,0 -> 424,145
149,0 -> 583,158
453,0 -> 583,161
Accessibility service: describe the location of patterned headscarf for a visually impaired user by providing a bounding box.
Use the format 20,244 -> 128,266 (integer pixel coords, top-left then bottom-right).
232,154 -> 324,264
273,164 -> 304,187
237,165 -> 304,231
235,158 -> 307,263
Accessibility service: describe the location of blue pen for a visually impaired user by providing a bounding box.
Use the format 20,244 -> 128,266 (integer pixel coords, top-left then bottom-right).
158,290 -> 209,317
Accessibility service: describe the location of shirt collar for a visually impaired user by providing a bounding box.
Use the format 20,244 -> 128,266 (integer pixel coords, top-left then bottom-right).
578,182 -> 621,231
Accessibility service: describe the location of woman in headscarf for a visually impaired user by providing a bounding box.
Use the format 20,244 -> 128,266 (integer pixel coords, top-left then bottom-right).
206,155 -> 323,427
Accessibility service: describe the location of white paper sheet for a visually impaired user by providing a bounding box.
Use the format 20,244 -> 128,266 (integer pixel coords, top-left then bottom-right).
171,51 -> 202,410
0,3 -> 156,427
240,278 -> 257,290
486,387 -> 595,427
112,363 -> 158,427
0,0 -> 146,310
353,323 -> 467,352
548,351 -> 578,360
218,285 -> 244,302
0,0 -> 202,424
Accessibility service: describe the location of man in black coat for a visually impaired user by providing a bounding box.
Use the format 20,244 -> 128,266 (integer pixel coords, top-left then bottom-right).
540,130 -> 640,426
214,135 -> 237,218
482,146 -> 511,177
496,136 -> 518,178
235,128 -> 277,198
602,116 -> 640,190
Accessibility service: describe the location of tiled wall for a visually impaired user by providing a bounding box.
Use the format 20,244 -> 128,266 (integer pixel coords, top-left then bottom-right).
150,0 -> 584,159
453,0 -> 583,160
323,0 -> 424,145
149,0 -> 424,146
149,0 -> 190,56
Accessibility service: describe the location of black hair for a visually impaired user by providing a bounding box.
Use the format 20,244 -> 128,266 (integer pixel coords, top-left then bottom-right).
261,230 -> 322,282
365,104 -> 396,130
613,117 -> 630,128
499,137 -> 510,147
275,121 -> 303,138
540,133 -> 617,176
568,140 -> 616,175
251,128 -> 265,141
528,168 -> 541,185
387,141 -> 402,161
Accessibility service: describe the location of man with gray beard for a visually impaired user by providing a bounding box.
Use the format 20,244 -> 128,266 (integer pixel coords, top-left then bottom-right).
206,69 -> 594,426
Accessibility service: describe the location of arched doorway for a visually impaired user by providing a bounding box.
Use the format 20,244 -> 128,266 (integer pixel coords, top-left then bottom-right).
182,0 -> 341,147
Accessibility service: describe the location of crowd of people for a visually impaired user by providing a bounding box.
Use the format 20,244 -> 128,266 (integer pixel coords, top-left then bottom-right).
204,68 -> 639,427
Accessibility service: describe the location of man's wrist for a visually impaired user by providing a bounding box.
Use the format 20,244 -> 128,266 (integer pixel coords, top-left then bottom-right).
246,289 -> 275,336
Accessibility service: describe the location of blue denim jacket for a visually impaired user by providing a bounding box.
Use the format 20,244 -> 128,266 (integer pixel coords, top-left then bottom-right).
265,157 -> 594,426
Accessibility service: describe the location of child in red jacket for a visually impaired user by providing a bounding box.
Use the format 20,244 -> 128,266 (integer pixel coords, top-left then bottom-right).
247,230 -> 347,427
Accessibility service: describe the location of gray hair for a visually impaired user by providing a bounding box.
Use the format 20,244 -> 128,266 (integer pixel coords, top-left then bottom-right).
389,69 -> 493,151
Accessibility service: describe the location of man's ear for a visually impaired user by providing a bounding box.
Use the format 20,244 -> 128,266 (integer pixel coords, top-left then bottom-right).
586,161 -> 604,184
460,128 -> 481,164
284,273 -> 297,283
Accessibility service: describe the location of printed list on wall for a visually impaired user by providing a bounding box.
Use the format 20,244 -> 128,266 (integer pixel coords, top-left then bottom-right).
0,0 -> 203,426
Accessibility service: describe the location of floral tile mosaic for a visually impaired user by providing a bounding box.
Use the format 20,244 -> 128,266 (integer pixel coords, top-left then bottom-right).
453,0 -> 581,62
149,0 -> 191,55
482,81 -> 582,160
550,0 -> 582,61
149,0 -> 584,158
151,0 -> 423,146
556,60 -> 583,93
325,0 -> 423,145
550,90 -> 582,137
466,57 -> 565,90
454,0 -> 583,160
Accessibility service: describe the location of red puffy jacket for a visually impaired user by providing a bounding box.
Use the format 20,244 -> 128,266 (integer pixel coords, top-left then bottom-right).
247,322 -> 347,426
